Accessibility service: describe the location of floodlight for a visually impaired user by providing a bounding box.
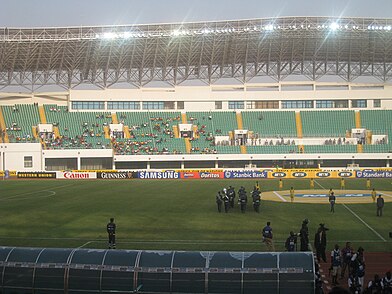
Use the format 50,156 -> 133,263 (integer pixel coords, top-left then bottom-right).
122,32 -> 133,39
265,24 -> 274,31
172,30 -> 181,37
329,22 -> 339,31
102,32 -> 117,39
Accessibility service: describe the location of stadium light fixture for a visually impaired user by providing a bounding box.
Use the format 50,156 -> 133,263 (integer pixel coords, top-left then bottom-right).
265,24 -> 274,31
329,22 -> 340,31
102,32 -> 117,39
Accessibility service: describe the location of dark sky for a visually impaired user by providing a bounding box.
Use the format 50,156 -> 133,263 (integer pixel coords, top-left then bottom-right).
0,0 -> 391,27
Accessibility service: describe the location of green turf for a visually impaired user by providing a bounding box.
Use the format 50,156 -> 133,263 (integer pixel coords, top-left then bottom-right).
0,178 -> 391,253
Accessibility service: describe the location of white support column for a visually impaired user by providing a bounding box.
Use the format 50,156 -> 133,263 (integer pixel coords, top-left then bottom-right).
77,157 -> 81,170
387,159 -> 390,168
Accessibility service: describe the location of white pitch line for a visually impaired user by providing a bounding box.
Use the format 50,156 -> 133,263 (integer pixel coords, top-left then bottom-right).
314,179 -> 327,190
380,192 -> 392,198
273,191 -> 287,202
0,183 -> 75,200
342,203 -> 386,242
78,241 -> 93,248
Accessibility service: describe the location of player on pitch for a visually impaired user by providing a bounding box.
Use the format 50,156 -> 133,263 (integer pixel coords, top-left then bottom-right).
310,178 -> 314,189
279,178 -> 283,189
290,187 -> 295,203
340,178 -> 345,190
366,178 -> 371,189
371,188 -> 377,203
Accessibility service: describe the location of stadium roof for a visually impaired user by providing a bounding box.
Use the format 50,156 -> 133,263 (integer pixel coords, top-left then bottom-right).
0,16 -> 392,90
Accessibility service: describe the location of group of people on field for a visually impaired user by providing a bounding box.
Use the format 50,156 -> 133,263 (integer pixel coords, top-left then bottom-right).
215,182 -> 262,213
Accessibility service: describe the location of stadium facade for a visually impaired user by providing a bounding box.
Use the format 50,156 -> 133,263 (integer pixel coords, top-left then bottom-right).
1,17 -> 392,172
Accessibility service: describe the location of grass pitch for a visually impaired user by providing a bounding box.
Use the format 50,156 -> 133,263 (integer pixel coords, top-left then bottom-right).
0,178 -> 391,252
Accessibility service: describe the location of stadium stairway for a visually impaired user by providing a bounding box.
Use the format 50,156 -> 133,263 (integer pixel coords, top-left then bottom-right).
32,126 -> 38,139
123,126 -> 131,138
236,112 -> 247,154
236,111 -> 244,129
0,106 -> 9,143
355,111 -> 361,128
103,126 -> 110,139
111,113 -> 118,124
173,125 -> 179,138
295,111 -> 305,153
53,126 -> 60,138
181,112 -> 187,124
355,111 -> 363,153
38,105 -> 47,123
192,125 -> 199,138
184,138 -> 191,153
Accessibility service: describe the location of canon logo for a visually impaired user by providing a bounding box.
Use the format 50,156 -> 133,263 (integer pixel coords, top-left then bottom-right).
63,172 -> 90,179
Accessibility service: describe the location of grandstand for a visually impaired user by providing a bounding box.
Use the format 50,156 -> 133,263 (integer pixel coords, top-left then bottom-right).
0,16 -> 392,171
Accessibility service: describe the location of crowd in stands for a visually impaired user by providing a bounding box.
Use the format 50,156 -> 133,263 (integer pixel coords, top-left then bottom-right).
2,105 -> 392,155
324,137 -> 351,145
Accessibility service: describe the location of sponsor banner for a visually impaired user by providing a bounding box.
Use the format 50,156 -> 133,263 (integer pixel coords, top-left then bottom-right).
0,171 -> 17,177
224,170 -> 268,179
175,169 -> 223,173
199,172 -> 225,179
57,171 -> 97,179
356,169 -> 392,178
138,171 -> 180,179
180,172 -> 200,179
71,170 -> 118,173
17,172 -> 56,179
315,171 -> 331,178
97,172 -> 137,179
336,171 -> 354,178
269,171 -> 287,178
288,193 -> 371,198
268,170 -> 355,179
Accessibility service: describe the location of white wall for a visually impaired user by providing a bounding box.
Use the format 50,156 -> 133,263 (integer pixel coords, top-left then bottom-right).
0,143 -> 42,171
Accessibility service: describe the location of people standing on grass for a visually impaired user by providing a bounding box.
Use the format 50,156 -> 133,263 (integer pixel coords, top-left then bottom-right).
299,218 -> 310,251
106,217 -> 116,249
290,187 -> 295,203
329,191 -> 336,213
376,194 -> 384,216
262,221 -> 275,251
371,188 -> 377,203
216,191 -> 223,213
340,178 -> 345,190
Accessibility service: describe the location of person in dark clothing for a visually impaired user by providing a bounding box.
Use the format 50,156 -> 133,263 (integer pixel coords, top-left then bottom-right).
341,241 -> 354,279
252,188 -> 261,213
329,192 -> 336,213
223,193 -> 230,213
285,231 -> 297,252
314,223 -> 328,262
216,191 -> 223,213
227,186 -> 236,208
299,218 -> 310,251
376,194 -> 384,216
366,274 -> 383,294
238,191 -> 247,213
107,217 -> 116,249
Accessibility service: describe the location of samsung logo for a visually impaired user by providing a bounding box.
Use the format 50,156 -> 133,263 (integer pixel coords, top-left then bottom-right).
138,171 -> 179,179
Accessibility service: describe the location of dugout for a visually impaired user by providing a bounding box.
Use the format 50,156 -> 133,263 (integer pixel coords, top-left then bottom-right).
0,247 -> 315,293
